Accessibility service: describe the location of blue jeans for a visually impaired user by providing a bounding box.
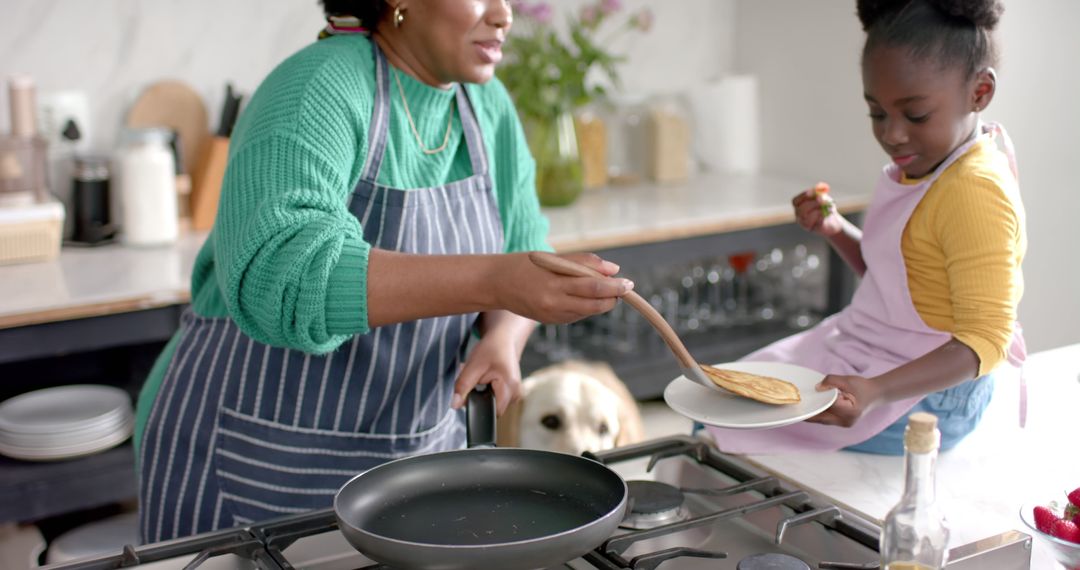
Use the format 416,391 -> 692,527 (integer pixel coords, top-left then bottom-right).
692,374 -> 996,456
844,374 -> 996,455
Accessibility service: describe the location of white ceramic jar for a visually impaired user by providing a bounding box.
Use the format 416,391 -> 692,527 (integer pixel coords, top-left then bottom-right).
116,128 -> 177,246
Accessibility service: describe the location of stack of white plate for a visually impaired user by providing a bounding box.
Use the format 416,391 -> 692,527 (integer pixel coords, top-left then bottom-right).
0,385 -> 134,461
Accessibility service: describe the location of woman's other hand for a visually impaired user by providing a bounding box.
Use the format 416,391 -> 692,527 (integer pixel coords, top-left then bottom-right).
450,329 -> 523,415
805,374 -> 885,427
495,252 -> 633,324
792,186 -> 844,237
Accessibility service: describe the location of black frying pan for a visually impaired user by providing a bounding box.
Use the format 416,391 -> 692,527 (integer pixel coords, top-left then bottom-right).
334,387 -> 627,570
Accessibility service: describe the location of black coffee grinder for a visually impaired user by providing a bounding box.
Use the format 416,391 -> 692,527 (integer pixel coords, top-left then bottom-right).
68,154 -> 116,245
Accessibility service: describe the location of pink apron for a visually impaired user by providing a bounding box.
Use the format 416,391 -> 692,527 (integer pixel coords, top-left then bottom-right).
707,123 -> 1026,454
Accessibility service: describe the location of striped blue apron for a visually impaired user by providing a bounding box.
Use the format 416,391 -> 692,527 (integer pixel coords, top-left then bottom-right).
137,43 -> 504,543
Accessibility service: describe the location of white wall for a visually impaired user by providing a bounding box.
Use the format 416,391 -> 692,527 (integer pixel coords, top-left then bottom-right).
734,0 -> 1080,352
0,0 -> 735,150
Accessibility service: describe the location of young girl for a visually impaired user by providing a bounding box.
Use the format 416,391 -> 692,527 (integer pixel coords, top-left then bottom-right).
707,0 -> 1026,455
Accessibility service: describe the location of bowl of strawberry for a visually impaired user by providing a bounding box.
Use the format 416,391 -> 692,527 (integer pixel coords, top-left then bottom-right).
1021,487 -> 1080,569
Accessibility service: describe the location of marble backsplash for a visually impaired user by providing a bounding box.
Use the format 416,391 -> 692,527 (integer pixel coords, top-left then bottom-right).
0,0 -> 733,154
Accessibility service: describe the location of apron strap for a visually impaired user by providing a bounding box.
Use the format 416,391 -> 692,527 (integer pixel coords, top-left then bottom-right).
982,121 -> 1020,183
455,85 -> 489,177
363,42 -> 490,183
360,42 -> 393,184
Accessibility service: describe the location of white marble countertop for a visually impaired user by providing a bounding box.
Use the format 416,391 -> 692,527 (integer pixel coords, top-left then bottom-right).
741,343 -> 1080,569
0,172 -> 870,329
545,171 -> 868,252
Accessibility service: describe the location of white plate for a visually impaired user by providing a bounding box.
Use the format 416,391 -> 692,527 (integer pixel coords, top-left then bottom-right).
664,361 -> 839,430
0,385 -> 131,434
0,419 -> 133,461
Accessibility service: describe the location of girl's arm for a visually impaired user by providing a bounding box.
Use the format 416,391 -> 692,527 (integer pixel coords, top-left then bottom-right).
792,188 -> 866,277
810,338 -> 978,427
824,217 -> 867,278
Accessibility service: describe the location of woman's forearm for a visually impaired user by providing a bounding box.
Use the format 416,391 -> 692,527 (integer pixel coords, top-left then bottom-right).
826,217 -> 867,277
479,309 -> 537,355
366,249 -> 501,328
365,248 -> 630,329
875,338 -> 980,402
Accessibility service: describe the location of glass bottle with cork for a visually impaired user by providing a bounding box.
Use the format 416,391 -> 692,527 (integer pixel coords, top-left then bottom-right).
880,411 -> 951,569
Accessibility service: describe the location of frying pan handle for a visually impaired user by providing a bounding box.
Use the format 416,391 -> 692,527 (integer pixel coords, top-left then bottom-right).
466,384 -> 497,448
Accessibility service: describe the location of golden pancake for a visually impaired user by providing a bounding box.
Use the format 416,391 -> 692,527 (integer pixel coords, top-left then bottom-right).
702,365 -> 802,405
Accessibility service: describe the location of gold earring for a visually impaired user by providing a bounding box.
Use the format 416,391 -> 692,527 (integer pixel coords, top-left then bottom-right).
394,6 -> 405,28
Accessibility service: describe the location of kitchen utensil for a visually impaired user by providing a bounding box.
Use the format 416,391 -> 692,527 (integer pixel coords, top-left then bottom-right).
527,251 -> 730,395
664,361 -> 838,430
191,83 -> 242,231
334,386 -> 627,570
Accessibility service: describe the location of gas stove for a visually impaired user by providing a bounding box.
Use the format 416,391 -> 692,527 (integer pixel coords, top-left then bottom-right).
42,436 -> 1030,570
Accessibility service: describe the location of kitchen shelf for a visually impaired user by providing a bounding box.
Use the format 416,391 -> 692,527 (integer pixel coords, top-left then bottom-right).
0,444 -> 136,524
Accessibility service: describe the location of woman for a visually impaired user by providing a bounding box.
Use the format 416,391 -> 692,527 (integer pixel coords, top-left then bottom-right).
135,0 -> 632,542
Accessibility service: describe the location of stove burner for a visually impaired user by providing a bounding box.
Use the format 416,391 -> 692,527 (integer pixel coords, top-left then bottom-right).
736,553 -> 811,570
621,480 -> 690,530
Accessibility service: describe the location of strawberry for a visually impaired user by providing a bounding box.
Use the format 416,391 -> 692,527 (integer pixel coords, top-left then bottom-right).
1068,487 -> 1080,509
813,182 -> 835,217
1051,518 -> 1080,544
1035,505 -> 1060,534
1067,502 -> 1080,525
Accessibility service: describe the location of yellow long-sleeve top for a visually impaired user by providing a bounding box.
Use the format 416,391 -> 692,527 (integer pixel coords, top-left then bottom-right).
901,137 -> 1026,376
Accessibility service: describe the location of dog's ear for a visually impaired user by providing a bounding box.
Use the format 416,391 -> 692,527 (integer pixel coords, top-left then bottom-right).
496,388 -> 524,447
577,361 -> 646,446
570,360 -> 643,444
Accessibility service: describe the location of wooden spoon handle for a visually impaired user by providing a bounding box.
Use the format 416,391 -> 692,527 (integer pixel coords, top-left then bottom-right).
527,252 -> 699,370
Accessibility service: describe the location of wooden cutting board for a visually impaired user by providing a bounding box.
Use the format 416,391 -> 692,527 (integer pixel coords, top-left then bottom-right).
125,80 -> 209,175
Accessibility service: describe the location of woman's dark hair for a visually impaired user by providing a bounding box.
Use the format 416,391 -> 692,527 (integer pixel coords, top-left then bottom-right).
856,0 -> 1003,77
320,0 -> 388,28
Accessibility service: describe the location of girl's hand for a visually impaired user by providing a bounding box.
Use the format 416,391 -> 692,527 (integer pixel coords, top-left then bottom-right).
451,330 -> 523,416
493,252 -> 633,324
805,374 -> 885,427
792,185 -> 844,237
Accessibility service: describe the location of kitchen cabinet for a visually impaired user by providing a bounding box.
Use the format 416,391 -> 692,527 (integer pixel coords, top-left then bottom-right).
0,171 -> 869,524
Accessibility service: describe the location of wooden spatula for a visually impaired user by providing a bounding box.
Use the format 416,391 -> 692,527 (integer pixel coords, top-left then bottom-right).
528,252 -> 734,394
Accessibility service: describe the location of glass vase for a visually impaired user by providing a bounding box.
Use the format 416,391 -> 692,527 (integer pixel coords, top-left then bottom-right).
524,112 -> 584,207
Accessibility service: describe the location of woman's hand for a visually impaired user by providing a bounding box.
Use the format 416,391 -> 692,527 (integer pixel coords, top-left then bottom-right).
492,252 -> 633,324
805,374 -> 886,427
792,186 -> 844,237
451,329 -> 524,416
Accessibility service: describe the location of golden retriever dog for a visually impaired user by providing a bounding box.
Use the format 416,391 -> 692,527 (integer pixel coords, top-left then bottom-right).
497,360 -> 645,455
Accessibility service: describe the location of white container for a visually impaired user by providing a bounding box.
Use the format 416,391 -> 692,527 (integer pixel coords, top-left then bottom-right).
689,75 -> 761,174
0,199 -> 64,265
117,127 -> 177,246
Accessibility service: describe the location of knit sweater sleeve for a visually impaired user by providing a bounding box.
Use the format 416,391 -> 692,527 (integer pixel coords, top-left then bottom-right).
934,166 -> 1024,375
469,80 -> 552,253
212,42 -> 372,353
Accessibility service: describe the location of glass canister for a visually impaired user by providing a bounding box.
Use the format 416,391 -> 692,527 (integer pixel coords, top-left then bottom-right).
116,127 -> 178,246
606,93 -> 649,185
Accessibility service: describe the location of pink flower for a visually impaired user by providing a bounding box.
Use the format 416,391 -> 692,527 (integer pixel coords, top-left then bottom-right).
512,1 -> 553,24
580,5 -> 599,28
531,2 -> 553,24
600,0 -> 622,15
630,7 -> 653,32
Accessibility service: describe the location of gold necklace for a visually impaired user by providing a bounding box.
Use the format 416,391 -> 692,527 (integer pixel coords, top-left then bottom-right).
394,68 -> 454,155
